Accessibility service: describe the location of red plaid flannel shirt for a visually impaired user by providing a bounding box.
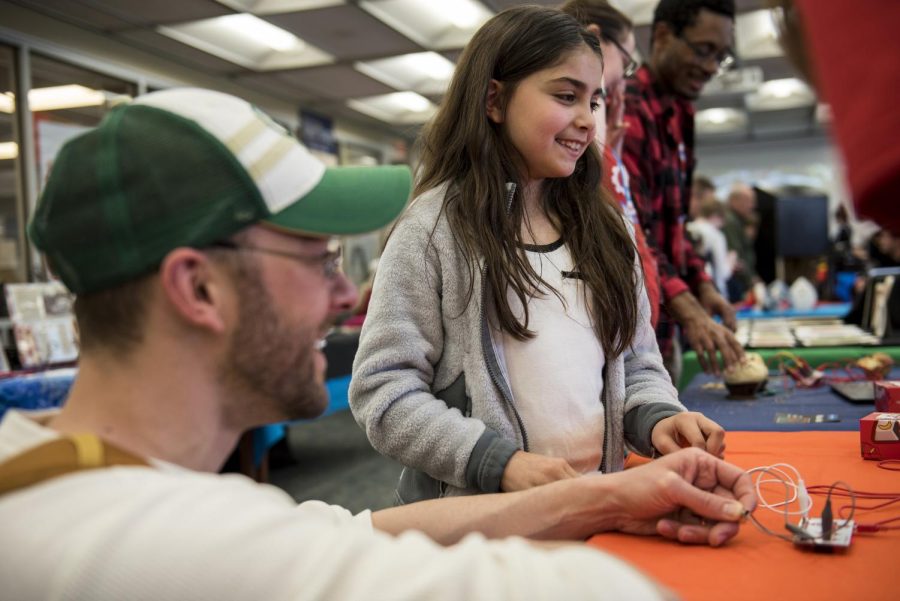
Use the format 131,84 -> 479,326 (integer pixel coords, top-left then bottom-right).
622,66 -> 711,354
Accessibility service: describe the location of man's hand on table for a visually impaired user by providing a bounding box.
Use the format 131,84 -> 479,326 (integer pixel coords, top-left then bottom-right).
669,291 -> 744,375
697,281 -> 738,331
602,447 -> 757,547
651,412 -> 726,458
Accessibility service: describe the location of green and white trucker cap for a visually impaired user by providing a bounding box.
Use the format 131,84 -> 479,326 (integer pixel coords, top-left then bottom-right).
28,88 -> 411,295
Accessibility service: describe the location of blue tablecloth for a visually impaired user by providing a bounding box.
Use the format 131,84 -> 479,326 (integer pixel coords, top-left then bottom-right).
0,368 -> 77,416
678,367 -> 899,432
0,369 -> 359,466
734,302 -> 851,321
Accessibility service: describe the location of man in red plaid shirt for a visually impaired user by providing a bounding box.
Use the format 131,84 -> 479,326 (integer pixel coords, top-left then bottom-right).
622,0 -> 743,382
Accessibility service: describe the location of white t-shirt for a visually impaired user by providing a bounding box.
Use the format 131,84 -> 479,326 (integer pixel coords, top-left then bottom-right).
0,410 -> 664,601
501,242 -> 606,473
687,219 -> 732,294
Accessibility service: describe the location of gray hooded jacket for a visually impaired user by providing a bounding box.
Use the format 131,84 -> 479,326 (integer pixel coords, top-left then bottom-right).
349,185 -> 684,504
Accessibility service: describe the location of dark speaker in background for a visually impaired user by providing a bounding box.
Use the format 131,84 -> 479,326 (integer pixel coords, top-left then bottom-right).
776,194 -> 829,257
754,186 -> 777,283
753,187 -> 829,284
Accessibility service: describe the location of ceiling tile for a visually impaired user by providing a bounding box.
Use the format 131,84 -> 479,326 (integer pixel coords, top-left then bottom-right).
240,64 -> 397,99
84,0 -> 233,27
215,0 -> 345,14
116,29 -> 244,75
9,0 -> 138,31
229,71 -> 318,102
264,5 -> 422,60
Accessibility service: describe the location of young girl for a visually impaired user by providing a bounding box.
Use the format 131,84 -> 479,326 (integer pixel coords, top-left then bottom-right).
349,6 -> 724,504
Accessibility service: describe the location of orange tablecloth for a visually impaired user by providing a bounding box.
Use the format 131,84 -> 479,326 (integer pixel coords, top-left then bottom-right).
588,431 -> 899,601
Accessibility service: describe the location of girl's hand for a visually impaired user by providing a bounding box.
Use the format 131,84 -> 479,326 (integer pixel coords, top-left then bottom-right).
651,412 -> 726,458
500,450 -> 579,492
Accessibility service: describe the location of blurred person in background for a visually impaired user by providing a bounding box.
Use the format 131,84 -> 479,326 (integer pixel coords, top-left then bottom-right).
722,183 -> 759,302
621,0 -> 743,379
688,175 -> 717,220
687,197 -> 732,297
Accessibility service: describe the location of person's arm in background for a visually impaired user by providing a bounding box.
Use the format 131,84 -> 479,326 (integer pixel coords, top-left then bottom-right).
679,222 -> 738,334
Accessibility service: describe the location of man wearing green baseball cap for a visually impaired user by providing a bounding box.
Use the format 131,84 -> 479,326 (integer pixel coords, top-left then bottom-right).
0,88 -> 755,600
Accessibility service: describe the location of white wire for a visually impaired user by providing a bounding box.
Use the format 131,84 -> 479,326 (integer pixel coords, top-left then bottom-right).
747,463 -> 814,518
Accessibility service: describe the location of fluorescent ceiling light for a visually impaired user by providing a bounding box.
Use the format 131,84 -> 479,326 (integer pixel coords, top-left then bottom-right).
215,0 -> 344,14
609,1 -> 656,25
355,52 -> 456,95
702,66 -> 764,96
761,78 -> 806,99
747,78 -> 815,111
360,0 -> 493,50
159,14 -> 332,70
704,109 -> 733,125
0,85 -> 112,114
347,92 -> 437,124
432,0 -> 482,28
735,10 -> 782,60
216,14 -> 302,52
696,108 -> 747,134
390,91 -> 430,112
0,142 -> 17,160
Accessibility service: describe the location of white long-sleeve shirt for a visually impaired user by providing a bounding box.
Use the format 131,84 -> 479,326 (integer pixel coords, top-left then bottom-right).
687,219 -> 733,294
0,410 -> 664,601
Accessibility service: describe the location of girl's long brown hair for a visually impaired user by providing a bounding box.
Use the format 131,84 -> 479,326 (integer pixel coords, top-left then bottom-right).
414,6 -> 638,358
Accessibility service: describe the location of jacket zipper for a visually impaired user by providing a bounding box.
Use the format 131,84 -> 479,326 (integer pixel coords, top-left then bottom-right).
480,182 -> 529,450
480,268 -> 529,451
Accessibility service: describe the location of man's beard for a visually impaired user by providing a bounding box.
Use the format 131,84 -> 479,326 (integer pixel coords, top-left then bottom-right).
221,267 -> 328,426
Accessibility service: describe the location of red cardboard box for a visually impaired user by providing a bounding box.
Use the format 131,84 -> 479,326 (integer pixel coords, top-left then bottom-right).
860,412 -> 900,460
875,381 -> 900,412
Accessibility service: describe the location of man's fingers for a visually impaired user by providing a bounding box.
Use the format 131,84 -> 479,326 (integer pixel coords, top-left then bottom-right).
707,520 -> 740,546
718,329 -> 745,369
714,330 -> 739,369
689,325 -> 719,375
656,519 -> 738,546
701,334 -> 720,376
722,308 -> 738,332
665,473 -> 748,523
700,460 -> 757,514
691,335 -> 711,373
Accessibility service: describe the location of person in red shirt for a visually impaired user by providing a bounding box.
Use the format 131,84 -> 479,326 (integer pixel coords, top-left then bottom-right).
770,0 -> 900,236
621,0 -> 743,380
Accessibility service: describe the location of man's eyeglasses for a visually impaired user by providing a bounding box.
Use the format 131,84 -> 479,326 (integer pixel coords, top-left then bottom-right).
677,35 -> 736,76
608,36 -> 639,79
209,240 -> 343,279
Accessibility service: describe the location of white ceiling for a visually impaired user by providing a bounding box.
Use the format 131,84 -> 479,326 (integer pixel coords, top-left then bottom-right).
3,0 -> 820,143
